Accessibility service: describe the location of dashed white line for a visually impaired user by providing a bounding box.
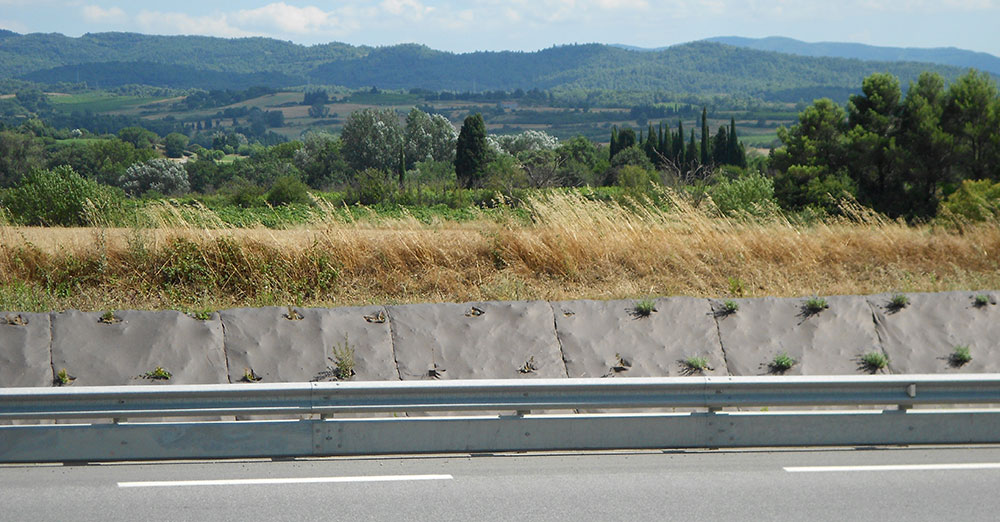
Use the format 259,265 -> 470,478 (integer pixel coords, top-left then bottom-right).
118,474 -> 453,488
784,463 -> 1000,473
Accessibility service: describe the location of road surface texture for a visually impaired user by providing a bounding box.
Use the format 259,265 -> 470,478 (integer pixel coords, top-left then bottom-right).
3,446 -> 999,521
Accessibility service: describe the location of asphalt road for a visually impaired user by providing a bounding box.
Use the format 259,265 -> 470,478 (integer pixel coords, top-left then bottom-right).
3,447 -> 1000,521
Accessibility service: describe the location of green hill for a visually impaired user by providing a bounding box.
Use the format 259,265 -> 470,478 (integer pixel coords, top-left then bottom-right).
0,31 -> 974,101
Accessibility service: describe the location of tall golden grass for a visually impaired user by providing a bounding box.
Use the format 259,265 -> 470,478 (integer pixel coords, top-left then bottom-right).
1,189 -> 998,312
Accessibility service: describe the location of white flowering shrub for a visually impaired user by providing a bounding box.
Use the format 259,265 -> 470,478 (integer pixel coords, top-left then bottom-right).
119,158 -> 190,196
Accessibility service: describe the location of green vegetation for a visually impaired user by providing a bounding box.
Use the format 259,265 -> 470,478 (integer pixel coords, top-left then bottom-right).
190,309 -> 213,321
950,345 -> 972,367
720,300 -> 739,315
769,352 -> 797,374
331,337 -> 356,381
860,351 -> 889,373
888,293 -> 910,311
241,367 -> 262,382
683,356 -> 710,374
974,294 -> 992,307
98,310 -> 120,324
55,368 -> 74,386
633,298 -> 657,317
143,366 -> 172,380
803,297 -> 829,315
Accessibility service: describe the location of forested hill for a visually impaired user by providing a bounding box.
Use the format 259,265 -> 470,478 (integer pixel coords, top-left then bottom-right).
0,31 -> 972,100
706,36 -> 1000,76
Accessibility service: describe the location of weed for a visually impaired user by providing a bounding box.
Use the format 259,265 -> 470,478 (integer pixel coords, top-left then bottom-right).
950,345 -> 972,367
974,294 -> 992,308
518,356 -> 538,374
98,310 -> 120,324
465,306 -> 485,317
769,352 -> 797,374
887,293 -> 910,311
331,336 -> 356,381
859,351 -> 889,373
611,353 -> 632,373
241,367 -> 262,382
728,276 -> 746,297
803,297 -> 829,315
716,300 -> 739,316
633,298 -> 656,317
682,356 -> 711,375
143,366 -> 172,380
54,368 -> 74,386
285,306 -> 303,320
190,308 -> 213,321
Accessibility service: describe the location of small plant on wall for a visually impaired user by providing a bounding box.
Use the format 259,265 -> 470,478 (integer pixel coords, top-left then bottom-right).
802,297 -> 829,316
632,299 -> 656,317
769,352 -> 797,374
887,293 -> 910,312
859,351 -> 889,374
98,310 -> 121,324
54,368 -> 75,386
143,366 -> 172,380
949,345 -> 972,367
681,356 -> 711,375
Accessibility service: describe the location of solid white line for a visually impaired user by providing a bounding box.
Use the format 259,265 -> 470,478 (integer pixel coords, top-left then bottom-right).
784,463 -> 1000,473
118,474 -> 453,488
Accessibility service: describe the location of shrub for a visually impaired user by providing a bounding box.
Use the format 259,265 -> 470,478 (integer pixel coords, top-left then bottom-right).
55,368 -> 74,386
950,345 -> 972,367
1,165 -> 125,226
939,179 -> 1000,222
265,175 -> 312,206
720,300 -> 739,315
708,170 -> 779,218
332,337 -> 356,380
118,158 -> 190,196
974,294 -> 992,307
860,351 -> 889,373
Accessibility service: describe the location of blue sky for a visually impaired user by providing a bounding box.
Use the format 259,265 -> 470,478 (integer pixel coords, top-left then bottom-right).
2,0 -> 999,56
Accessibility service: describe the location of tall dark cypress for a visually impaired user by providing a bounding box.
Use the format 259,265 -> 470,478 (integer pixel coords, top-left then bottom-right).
700,107 -> 710,166
674,120 -> 685,165
610,126 -> 619,159
729,117 -> 738,165
687,129 -> 698,169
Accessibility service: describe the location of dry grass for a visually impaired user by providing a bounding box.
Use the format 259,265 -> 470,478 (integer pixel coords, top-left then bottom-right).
2,189 -> 999,312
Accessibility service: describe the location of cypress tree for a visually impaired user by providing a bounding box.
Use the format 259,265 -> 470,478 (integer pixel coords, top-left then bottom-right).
700,107 -> 710,166
687,129 -> 698,169
610,126 -> 619,159
729,117 -> 738,165
455,113 -> 489,189
674,120 -> 685,165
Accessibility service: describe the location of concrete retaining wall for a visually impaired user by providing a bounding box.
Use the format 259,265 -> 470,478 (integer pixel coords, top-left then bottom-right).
1,291 -> 997,388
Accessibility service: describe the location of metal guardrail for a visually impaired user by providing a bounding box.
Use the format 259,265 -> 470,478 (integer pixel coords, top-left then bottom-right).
3,375 -> 1000,420
3,375 -> 1000,462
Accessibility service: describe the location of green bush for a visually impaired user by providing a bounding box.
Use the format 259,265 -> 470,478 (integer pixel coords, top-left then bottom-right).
939,179 -> 1000,222
950,345 -> 972,367
265,175 -> 312,206
860,351 -> 889,373
708,170 -> 779,217
1,165 -> 125,226
770,352 -> 797,373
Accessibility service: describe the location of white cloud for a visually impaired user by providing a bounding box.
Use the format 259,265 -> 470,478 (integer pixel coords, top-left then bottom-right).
233,3 -> 338,34
82,5 -> 126,23
380,0 -> 433,18
135,11 -> 252,38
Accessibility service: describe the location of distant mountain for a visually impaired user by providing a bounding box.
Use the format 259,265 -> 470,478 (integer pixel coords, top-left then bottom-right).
706,36 -> 1000,76
0,31 -> 975,101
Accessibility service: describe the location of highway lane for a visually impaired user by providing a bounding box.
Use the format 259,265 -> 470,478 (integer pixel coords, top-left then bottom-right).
3,447 -> 1000,521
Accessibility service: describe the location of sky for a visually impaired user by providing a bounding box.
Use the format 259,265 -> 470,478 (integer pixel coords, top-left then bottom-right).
2,0 -> 999,57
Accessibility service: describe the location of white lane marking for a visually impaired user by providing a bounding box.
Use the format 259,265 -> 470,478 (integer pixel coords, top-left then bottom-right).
118,474 -> 453,488
784,463 -> 1000,473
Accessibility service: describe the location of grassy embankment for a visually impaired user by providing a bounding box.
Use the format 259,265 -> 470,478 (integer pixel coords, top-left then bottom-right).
1,190 -> 998,313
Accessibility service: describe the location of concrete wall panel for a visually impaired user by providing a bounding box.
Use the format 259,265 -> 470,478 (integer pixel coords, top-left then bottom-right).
0,312 -> 52,387
388,301 -> 564,380
220,306 -> 396,383
717,295 -> 882,376
50,310 -> 226,386
870,291 -> 1000,374
554,298 -> 726,378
